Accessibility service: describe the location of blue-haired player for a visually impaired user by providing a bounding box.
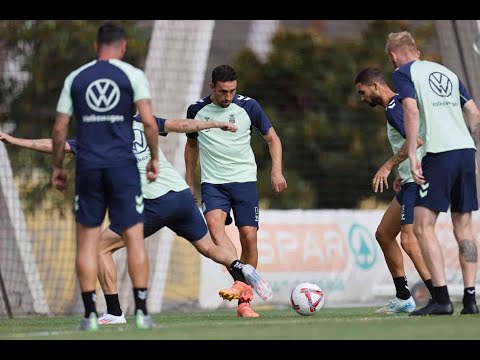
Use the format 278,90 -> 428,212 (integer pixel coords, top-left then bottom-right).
387,31 -> 480,315
355,68 -> 433,314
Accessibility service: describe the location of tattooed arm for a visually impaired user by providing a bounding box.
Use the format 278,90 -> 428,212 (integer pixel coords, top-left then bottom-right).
372,136 -> 423,193
463,100 -> 480,147
0,131 -> 72,153
164,119 -> 237,133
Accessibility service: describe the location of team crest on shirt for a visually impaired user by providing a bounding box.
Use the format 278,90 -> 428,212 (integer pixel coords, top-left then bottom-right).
229,114 -> 235,123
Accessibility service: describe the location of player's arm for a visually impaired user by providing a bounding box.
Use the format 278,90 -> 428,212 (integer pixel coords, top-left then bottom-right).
403,98 -> 423,184
0,131 -> 72,153
164,119 -> 237,133
184,137 -> 199,196
463,100 -> 480,146
51,112 -> 71,193
392,69 -> 424,184
136,98 -> 159,181
263,127 -> 287,195
372,136 -> 423,193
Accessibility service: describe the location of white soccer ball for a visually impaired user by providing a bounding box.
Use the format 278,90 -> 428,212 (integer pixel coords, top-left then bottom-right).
290,282 -> 325,316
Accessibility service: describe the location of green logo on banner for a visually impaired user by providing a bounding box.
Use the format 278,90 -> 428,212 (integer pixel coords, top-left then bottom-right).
348,224 -> 377,270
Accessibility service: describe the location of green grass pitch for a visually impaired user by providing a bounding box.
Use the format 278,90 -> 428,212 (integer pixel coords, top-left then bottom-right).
1,306 -> 479,340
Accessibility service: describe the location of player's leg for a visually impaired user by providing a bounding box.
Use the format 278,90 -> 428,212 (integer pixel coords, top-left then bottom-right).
409,152 -> 453,316
77,224 -> 102,330
451,212 -> 479,314
107,165 -> 152,328
163,189 -> 254,312
450,148 -> 478,315
97,227 -> 127,324
374,196 -> 414,313
231,182 -> 272,307
398,183 -> 433,298
201,183 -> 241,268
98,195 -> 167,325
200,185 -> 259,317
75,168 -> 106,331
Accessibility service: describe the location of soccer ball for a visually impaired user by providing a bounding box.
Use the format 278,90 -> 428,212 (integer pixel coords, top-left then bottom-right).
290,282 -> 325,316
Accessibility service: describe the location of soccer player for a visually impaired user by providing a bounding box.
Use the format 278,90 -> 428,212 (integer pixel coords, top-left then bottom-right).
0,115 -> 270,324
184,65 -> 288,317
355,68 -> 434,314
51,22 -> 159,330
386,31 -> 480,315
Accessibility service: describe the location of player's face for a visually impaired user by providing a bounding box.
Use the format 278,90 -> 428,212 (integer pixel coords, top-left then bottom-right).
210,80 -> 237,108
356,82 -> 380,107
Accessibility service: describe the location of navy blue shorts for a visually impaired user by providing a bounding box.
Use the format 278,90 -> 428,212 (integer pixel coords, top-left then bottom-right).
201,182 -> 259,227
417,149 -> 478,213
75,164 -> 143,229
395,182 -> 418,225
110,189 -> 207,241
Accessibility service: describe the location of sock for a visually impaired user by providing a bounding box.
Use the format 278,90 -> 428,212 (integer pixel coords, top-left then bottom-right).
228,260 -> 247,283
433,285 -> 450,305
393,276 -> 411,300
463,287 -> 476,305
133,287 -> 148,315
105,294 -> 123,316
229,260 -> 250,306
81,291 -> 98,318
423,279 -> 434,298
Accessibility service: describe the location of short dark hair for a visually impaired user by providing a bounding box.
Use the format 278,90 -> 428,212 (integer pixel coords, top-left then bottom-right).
212,65 -> 238,85
354,68 -> 387,86
97,22 -> 126,45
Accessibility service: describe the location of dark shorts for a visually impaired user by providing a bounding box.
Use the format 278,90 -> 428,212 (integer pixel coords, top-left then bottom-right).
417,148 -> 478,213
395,182 -> 418,225
75,164 -> 143,229
110,189 -> 208,241
201,182 -> 259,227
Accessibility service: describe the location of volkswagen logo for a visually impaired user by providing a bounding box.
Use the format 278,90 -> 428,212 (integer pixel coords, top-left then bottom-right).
428,72 -> 452,97
85,79 -> 120,112
132,128 -> 148,155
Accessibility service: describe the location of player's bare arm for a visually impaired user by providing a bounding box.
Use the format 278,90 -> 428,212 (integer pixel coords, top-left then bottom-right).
165,119 -> 238,133
463,100 -> 480,146
0,131 -> 72,153
184,137 -> 199,198
51,112 -> 71,193
372,136 -> 423,193
403,98 -> 424,184
263,127 -> 287,195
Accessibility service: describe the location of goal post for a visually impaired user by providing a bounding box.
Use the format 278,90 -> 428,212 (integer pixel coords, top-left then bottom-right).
0,142 -> 49,316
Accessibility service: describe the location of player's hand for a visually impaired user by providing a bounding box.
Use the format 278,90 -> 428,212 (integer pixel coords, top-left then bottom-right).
271,171 -> 287,196
372,164 -> 391,193
393,175 -> 402,193
218,122 -> 238,132
146,158 -> 159,182
52,166 -> 68,193
0,131 -> 13,144
188,186 -> 198,203
410,158 -> 425,185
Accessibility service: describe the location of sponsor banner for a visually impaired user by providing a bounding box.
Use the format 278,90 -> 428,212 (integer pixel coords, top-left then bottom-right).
199,209 -> 480,309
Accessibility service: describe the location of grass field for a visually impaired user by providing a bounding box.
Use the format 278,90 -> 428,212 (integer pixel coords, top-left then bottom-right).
1,304 -> 479,340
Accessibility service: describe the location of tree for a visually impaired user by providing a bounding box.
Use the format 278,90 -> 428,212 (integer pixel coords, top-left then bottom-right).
234,20 -> 438,209
0,20 -> 151,213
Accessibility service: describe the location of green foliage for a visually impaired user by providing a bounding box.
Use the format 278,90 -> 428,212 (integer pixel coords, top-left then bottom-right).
234,20 -> 437,209
0,20 -> 150,214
